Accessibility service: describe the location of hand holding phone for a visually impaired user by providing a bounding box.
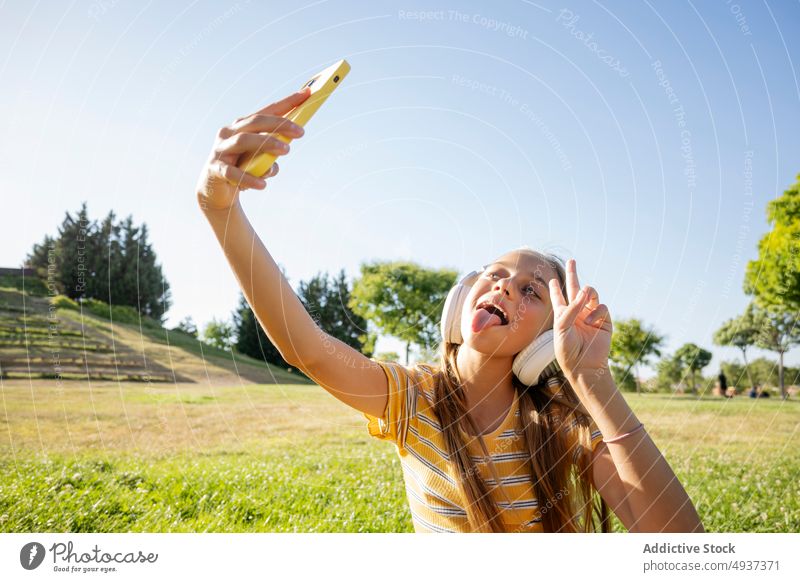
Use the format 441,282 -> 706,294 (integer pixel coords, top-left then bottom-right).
236,58 -> 351,178
196,59 -> 350,212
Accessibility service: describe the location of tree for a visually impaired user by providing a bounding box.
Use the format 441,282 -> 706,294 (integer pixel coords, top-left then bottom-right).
744,174 -> 800,313
349,261 -> 456,364
26,202 -> 172,322
609,318 -> 665,394
373,351 -> 400,363
713,303 -> 762,389
232,293 -> 291,369
298,268 -> 374,357
109,218 -> 171,321
87,210 -> 121,303
202,317 -> 235,351
654,354 -> 684,393
173,316 -> 198,337
752,305 -> 800,399
674,343 -> 712,394
62,202 -> 93,299
720,357 -> 800,392
28,234 -> 57,289
609,363 -> 638,392
115,216 -> 140,310
29,202 -> 94,298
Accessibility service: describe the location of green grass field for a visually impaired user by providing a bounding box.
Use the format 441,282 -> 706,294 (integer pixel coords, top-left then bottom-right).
0,378 -> 798,533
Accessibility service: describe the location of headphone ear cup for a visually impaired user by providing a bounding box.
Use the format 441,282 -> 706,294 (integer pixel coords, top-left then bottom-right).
441,270 -> 482,345
512,329 -> 559,386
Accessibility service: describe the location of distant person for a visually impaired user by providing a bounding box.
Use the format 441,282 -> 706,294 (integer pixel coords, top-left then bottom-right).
749,383 -> 759,398
718,371 -> 728,397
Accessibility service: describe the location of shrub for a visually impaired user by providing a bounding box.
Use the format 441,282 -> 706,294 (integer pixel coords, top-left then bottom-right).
51,294 -> 79,310
81,298 -> 143,325
0,275 -> 47,295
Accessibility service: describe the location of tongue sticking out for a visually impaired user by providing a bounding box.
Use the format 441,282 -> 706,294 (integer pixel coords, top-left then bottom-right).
471,308 -> 502,333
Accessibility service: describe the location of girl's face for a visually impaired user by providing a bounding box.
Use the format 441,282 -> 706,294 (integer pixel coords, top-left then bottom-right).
460,251 -> 559,357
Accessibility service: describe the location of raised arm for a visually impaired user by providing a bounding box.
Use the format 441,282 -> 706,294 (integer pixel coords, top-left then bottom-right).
570,369 -> 705,533
548,258 -> 704,533
196,88 -> 318,366
195,88 -> 388,418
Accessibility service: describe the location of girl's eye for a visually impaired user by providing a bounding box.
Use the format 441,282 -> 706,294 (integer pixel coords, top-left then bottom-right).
486,272 -> 539,298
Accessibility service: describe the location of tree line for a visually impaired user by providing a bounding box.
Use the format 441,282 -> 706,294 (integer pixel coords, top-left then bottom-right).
26,202 -> 171,323
608,173 -> 800,398
251,173 -> 794,397
185,261 -> 456,370
25,172 -> 799,397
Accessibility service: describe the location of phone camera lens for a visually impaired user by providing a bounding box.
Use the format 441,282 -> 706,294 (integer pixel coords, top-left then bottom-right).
333,75 -> 339,82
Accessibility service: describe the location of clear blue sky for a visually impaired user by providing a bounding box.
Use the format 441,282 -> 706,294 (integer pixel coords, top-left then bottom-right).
1,0 -> 798,376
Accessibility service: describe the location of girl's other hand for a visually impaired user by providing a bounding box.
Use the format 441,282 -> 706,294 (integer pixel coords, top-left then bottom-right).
548,258 -> 613,377
196,87 -> 310,212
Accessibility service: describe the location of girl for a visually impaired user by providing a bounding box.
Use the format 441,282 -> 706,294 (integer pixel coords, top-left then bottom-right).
196,88 -> 704,534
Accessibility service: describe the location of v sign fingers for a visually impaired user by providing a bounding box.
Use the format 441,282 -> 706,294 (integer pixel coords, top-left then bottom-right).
548,275 -> 613,377
548,277 -> 567,309
549,278 -> 588,329
566,258 -> 581,302
560,287 -> 589,330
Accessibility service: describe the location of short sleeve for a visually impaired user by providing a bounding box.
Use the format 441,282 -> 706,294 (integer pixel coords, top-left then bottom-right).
588,417 -> 604,454
363,360 -> 418,450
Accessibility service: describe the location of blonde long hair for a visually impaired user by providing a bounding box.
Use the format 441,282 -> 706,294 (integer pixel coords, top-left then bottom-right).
431,250 -> 610,533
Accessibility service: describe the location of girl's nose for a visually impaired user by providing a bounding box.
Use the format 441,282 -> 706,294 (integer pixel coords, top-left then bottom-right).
494,278 -> 511,296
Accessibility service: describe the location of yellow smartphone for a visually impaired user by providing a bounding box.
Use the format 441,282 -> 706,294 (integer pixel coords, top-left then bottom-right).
237,58 -> 351,178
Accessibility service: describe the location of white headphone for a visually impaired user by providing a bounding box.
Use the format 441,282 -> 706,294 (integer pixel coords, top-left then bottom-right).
439,267 -> 562,386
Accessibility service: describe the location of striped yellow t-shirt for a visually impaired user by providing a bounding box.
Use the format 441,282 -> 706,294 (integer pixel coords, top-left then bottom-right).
364,359 -> 604,533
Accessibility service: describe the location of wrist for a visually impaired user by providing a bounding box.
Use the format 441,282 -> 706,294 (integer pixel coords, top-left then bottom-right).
563,371 -> 641,440
563,365 -> 612,386
564,366 -> 619,406
198,194 -> 242,218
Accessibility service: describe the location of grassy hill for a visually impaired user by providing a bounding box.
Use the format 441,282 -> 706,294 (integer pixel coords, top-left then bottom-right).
0,280 -> 312,386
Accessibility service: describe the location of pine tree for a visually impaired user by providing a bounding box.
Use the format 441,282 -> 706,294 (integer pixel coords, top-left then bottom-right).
28,234 -> 58,293
88,210 -> 120,302
25,202 -> 171,321
299,268 -> 373,356
135,223 -> 171,321
232,293 -> 291,368
48,202 -> 95,300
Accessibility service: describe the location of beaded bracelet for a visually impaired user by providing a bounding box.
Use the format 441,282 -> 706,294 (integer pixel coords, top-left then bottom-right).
602,422 -> 645,444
